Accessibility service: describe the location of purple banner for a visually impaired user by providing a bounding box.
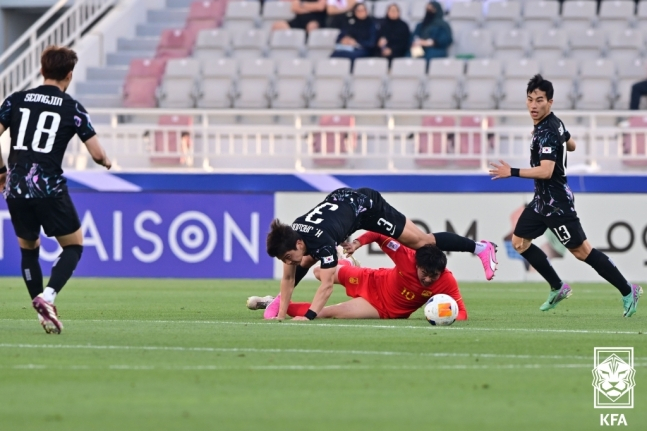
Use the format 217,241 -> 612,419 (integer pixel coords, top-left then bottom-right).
0,192 -> 274,278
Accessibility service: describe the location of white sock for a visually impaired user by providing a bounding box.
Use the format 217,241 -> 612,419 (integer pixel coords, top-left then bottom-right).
473,241 -> 487,255
43,287 -> 57,304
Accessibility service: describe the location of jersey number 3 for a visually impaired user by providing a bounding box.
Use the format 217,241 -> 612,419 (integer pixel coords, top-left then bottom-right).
305,203 -> 339,224
14,108 -> 61,154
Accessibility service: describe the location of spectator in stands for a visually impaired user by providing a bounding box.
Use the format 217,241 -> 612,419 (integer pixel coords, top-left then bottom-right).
376,4 -> 411,62
272,0 -> 327,34
330,3 -> 377,61
630,78 -> 647,110
326,0 -> 361,30
411,1 -> 453,61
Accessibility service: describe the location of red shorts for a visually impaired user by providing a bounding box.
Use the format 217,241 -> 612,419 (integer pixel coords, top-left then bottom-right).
338,266 -> 410,319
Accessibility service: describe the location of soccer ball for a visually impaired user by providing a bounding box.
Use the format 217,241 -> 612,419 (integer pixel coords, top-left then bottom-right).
424,294 -> 458,326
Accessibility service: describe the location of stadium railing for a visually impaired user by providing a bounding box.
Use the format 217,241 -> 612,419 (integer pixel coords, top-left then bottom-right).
64,108 -> 647,173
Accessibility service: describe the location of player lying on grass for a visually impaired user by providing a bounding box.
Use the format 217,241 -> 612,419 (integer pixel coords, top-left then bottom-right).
266,187 -> 493,321
252,232 -> 467,320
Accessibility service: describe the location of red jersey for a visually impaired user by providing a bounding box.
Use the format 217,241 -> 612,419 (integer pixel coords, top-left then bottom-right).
350,232 -> 467,319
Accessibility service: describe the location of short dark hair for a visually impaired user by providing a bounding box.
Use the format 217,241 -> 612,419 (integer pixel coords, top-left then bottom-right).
266,219 -> 302,258
415,244 -> 447,275
41,46 -> 78,81
527,74 -> 553,100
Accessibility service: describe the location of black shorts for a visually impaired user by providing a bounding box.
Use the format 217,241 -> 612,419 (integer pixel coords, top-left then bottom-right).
6,194 -> 81,241
513,206 -> 587,249
289,12 -> 325,30
355,187 -> 407,239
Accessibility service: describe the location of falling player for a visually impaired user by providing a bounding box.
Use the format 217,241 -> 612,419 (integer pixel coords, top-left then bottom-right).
251,232 -> 467,320
266,187 -> 496,320
489,74 -> 642,316
0,46 -> 112,333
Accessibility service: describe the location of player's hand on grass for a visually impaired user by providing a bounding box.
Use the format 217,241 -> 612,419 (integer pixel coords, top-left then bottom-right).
291,316 -> 309,321
489,160 -> 511,180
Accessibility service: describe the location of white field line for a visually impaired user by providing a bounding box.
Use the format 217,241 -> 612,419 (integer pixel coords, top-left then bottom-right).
6,363 -> 647,372
2,318 -> 645,336
0,343 -> 643,362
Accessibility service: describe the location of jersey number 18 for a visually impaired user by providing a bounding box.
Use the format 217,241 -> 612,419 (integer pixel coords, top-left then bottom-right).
14,108 -> 61,154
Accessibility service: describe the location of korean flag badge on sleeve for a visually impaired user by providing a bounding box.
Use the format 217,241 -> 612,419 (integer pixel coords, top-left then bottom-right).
542,147 -> 552,154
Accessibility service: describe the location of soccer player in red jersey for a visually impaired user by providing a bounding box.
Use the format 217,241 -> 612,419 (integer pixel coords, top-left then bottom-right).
250,231 -> 467,320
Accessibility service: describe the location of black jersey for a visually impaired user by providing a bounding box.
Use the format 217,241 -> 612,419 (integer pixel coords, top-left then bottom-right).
529,112 -> 575,217
0,85 -> 96,199
292,189 -> 375,269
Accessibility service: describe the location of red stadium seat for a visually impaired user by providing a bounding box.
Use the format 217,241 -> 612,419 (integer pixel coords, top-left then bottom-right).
416,116 -> 455,168
622,116 -> 647,167
186,0 -> 225,30
312,115 -> 355,167
123,59 -> 167,108
157,29 -> 195,59
456,115 -> 493,168
152,115 -> 194,166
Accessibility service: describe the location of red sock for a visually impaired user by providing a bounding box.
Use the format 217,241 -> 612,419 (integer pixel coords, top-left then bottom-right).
287,302 -> 312,317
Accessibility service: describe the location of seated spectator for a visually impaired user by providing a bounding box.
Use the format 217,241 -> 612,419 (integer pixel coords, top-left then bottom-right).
272,0 -> 327,34
411,1 -> 453,61
330,3 -> 377,61
376,4 -> 411,62
630,78 -> 647,110
326,0 -> 361,30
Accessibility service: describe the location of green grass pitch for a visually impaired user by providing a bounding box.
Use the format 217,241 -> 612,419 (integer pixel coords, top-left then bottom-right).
0,278 -> 645,431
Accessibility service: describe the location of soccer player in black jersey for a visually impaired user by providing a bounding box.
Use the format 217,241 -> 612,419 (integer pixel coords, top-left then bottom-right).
0,46 -> 112,333
489,74 -> 642,317
266,187 -> 499,321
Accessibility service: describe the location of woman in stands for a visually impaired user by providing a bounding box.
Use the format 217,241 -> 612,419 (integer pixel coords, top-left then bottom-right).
330,3 -> 377,62
411,1 -> 453,62
376,4 -> 411,63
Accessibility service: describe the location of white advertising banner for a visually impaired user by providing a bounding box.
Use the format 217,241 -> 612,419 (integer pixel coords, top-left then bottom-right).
275,193 -> 647,283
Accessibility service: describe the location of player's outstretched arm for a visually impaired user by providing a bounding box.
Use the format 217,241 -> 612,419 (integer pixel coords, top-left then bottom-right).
277,263 -> 297,320
83,136 -> 112,170
489,159 -> 555,180
566,138 -> 576,152
307,266 -> 336,317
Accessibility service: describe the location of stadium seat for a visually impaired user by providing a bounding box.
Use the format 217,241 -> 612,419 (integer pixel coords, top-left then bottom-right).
231,29 -> 269,59
123,58 -> 167,108
422,58 -> 464,109
346,58 -> 388,109
306,28 -> 340,59
223,1 -> 261,32
607,29 -> 643,63
268,29 -> 306,59
639,1 -> 647,27
597,0 -> 636,33
152,115 -> 193,166
312,115 -> 355,167
447,1 -> 483,35
460,58 -> 501,109
261,1 -> 295,29
384,58 -> 426,109
614,58 -> 646,110
541,59 -> 577,109
197,58 -> 238,108
233,58 -> 275,108
560,0 -> 597,31
416,115 -> 454,168
455,115 -> 491,168
193,28 -> 230,60
531,28 -> 567,61
622,116 -> 647,167
309,58 -> 351,109
409,0 -> 428,23
157,58 -> 200,108
523,0 -> 559,31
499,59 -> 541,110
186,0 -> 223,32
455,28 -> 493,59
484,1 -> 521,32
574,59 -> 615,110
568,28 -> 606,61
492,28 -> 529,61
156,29 -> 194,59
271,58 -> 312,109
373,1 -> 409,20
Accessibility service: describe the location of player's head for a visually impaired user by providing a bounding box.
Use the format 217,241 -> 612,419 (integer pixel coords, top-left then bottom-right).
40,46 -> 78,91
415,245 -> 447,287
526,74 -> 553,123
266,219 -> 306,265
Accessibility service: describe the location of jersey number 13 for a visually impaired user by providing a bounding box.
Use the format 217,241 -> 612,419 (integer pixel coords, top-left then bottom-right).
14,108 -> 61,154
